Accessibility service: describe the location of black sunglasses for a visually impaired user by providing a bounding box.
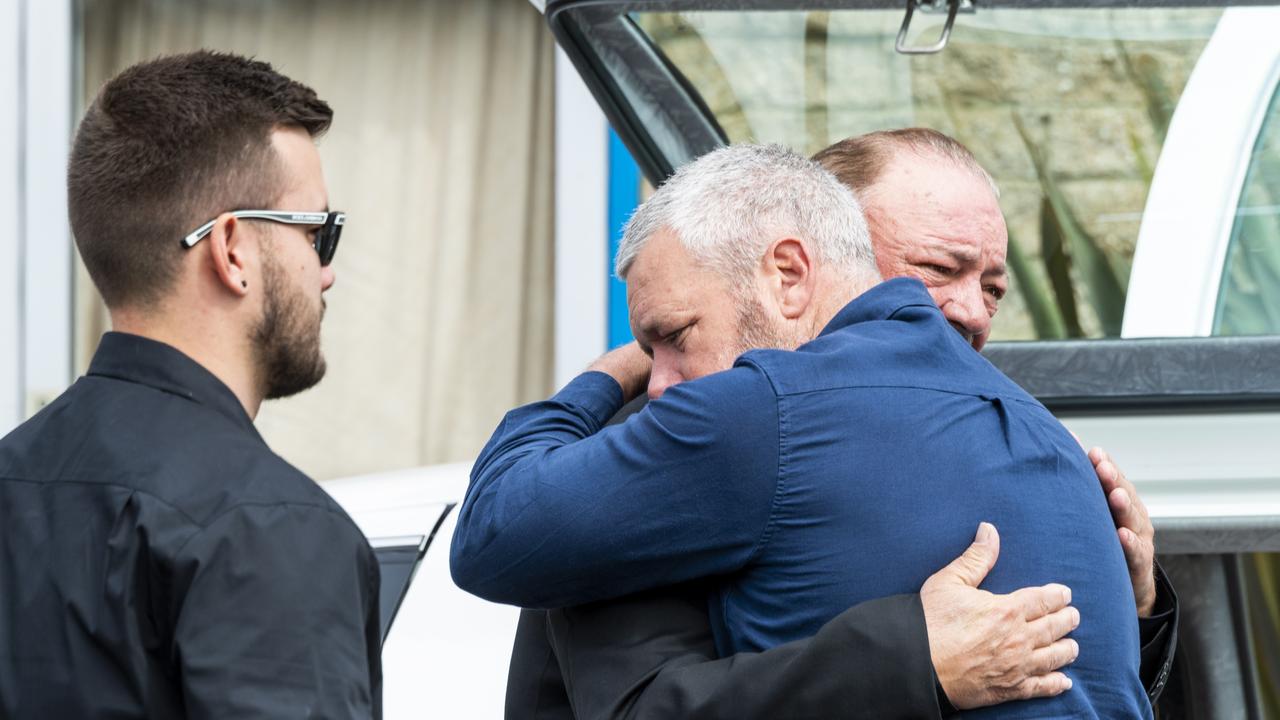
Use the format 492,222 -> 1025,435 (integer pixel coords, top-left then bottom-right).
180,210 -> 346,266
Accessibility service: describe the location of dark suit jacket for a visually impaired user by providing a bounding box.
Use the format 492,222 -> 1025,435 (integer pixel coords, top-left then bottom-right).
508,584 -> 943,719
505,567 -> 1178,720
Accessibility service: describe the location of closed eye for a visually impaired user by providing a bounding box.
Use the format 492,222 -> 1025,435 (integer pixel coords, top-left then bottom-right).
665,325 -> 692,350
921,263 -> 956,276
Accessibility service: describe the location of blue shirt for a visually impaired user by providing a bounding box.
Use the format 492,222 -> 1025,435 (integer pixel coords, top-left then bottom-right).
452,278 -> 1150,719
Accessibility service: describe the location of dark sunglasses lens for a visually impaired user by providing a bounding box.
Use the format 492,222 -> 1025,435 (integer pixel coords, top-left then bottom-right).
316,217 -> 341,266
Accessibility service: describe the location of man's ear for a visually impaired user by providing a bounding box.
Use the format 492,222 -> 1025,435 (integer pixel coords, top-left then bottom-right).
762,237 -> 814,320
205,214 -> 253,297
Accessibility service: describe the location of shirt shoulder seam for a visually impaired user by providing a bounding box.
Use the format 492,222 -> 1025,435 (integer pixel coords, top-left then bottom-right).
0,475 -> 360,549
0,475 -> 205,526
736,358 -> 785,565
171,500 -> 368,559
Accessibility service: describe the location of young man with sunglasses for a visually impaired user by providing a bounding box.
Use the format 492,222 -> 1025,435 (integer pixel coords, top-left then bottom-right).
0,52 -> 376,718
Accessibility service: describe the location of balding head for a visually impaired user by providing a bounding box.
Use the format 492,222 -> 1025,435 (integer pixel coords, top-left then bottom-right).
814,129 -> 1009,350
813,127 -> 999,202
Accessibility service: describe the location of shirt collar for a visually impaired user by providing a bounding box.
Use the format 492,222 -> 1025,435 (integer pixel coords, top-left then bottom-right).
818,277 -> 940,337
87,332 -> 262,439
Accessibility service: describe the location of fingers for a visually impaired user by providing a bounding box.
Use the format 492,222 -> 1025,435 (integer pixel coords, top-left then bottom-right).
1091,448 -> 1139,508
1119,529 -> 1151,590
940,522 -> 1000,587
1092,448 -> 1153,533
1108,487 -> 1141,534
1118,527 -> 1144,564
1028,638 -> 1080,676
1090,447 -> 1122,495
1010,583 -> 1072,620
1028,605 -> 1081,648
1006,672 -> 1073,701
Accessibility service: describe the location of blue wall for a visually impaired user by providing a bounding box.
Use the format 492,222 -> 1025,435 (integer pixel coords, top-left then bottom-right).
606,128 -> 640,349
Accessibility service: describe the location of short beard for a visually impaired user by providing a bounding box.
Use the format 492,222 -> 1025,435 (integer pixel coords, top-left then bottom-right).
731,293 -> 794,359
252,246 -> 327,401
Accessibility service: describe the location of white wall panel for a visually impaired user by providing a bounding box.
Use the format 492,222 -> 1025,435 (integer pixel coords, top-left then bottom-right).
553,48 -> 608,389
20,0 -> 74,419
0,0 -> 23,432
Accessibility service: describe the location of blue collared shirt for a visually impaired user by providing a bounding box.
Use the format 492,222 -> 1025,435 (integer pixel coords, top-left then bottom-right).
452,277 -> 1150,719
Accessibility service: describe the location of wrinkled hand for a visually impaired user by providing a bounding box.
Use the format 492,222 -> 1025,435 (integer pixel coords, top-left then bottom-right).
586,342 -> 652,402
921,523 -> 1080,709
1089,447 -> 1156,617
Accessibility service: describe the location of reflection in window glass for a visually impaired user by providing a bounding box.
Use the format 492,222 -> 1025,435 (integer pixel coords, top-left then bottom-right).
632,9 -> 1225,340
1215,86 -> 1280,335
1245,553 -> 1280,716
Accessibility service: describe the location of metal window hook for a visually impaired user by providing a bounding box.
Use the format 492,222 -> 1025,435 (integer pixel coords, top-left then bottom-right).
895,0 -> 964,55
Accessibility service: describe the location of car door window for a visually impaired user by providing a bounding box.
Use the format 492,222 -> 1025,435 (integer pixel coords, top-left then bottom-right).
1215,83 -> 1280,335
628,8 -> 1228,342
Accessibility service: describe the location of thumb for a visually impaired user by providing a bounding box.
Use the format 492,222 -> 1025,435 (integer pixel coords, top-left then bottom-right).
942,522 -> 1000,587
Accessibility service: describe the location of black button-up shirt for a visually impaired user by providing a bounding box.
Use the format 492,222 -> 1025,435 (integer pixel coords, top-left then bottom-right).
0,332 -> 381,719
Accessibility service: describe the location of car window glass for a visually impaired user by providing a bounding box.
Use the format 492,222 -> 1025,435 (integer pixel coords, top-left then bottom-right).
1215,83 -> 1280,335
630,8 -> 1225,341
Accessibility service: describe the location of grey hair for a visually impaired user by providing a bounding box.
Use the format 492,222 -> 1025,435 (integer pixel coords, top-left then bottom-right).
614,144 -> 880,288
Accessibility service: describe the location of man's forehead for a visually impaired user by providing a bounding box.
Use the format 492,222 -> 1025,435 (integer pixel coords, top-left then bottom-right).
630,298 -> 693,335
625,232 -> 733,333
917,231 -> 1006,270
271,127 -> 329,209
919,235 -> 982,263
627,271 -> 696,329
867,157 -> 1007,266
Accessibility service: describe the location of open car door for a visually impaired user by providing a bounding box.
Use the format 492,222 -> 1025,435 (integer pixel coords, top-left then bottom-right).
541,1 -> 1280,716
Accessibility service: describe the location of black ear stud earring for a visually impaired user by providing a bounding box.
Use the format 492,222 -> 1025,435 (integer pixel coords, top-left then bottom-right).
241,280 -> 248,289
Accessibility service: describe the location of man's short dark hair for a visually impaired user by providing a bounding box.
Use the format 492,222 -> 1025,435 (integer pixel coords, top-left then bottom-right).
68,50 -> 333,308
812,127 -> 997,199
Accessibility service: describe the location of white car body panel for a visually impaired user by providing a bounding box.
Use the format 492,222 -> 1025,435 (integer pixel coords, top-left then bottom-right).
1064,412 -> 1280,523
324,465 -> 519,720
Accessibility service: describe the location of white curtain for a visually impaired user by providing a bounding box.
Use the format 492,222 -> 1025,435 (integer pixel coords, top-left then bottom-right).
78,0 -> 555,479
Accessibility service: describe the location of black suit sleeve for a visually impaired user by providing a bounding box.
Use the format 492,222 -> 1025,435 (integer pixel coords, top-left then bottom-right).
1139,560 -> 1179,706
507,608 -> 574,720
545,583 -> 943,720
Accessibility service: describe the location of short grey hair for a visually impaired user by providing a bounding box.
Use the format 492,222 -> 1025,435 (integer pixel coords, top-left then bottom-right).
614,144 -> 879,286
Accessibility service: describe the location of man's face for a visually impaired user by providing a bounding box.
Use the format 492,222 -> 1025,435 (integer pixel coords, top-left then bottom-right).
861,154 -> 1008,350
252,127 -> 336,400
627,230 -> 789,399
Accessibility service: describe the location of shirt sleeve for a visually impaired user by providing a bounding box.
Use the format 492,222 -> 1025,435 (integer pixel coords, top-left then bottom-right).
450,366 -> 782,609
170,504 -> 382,720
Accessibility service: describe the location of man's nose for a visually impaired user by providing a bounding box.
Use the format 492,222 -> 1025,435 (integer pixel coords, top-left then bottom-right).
320,265 -> 336,292
941,286 -> 989,348
647,360 -> 681,400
